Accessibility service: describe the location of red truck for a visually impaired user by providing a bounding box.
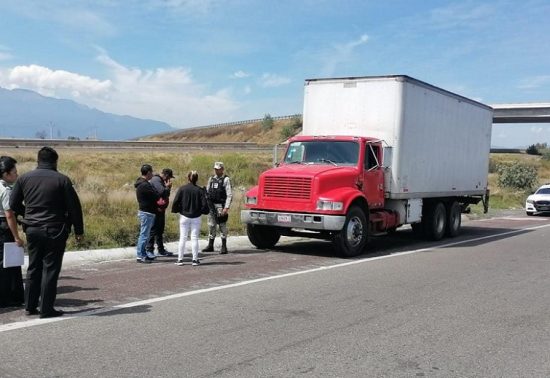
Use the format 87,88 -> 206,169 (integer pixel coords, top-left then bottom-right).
241,75 -> 493,256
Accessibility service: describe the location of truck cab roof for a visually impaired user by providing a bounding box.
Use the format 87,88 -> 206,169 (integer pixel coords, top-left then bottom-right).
288,135 -> 381,143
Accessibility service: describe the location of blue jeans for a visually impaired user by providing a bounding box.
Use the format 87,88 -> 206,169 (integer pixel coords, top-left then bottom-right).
137,211 -> 155,258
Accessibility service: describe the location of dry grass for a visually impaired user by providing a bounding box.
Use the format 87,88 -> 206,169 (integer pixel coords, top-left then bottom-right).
6,148 -> 273,251
146,118 -> 300,144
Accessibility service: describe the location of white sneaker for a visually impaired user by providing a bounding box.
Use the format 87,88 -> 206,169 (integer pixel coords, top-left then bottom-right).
175,260 -> 185,266
146,252 -> 157,260
192,260 -> 200,266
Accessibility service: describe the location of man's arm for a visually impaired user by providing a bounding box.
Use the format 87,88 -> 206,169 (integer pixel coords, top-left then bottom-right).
5,209 -> 23,247
8,180 -> 25,216
223,177 -> 233,213
65,179 -> 84,237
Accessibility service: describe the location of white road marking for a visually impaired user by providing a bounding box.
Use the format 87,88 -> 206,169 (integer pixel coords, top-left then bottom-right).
2,221 -> 550,334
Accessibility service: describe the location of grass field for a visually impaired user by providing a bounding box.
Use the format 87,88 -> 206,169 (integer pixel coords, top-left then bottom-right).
7,149 -> 274,251
5,148 -> 549,251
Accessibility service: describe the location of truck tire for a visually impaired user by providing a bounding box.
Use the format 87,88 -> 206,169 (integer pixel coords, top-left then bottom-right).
423,202 -> 446,241
333,205 -> 368,257
445,201 -> 462,237
246,224 -> 281,249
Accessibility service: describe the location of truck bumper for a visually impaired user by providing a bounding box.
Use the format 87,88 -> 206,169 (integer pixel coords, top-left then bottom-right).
241,210 -> 346,231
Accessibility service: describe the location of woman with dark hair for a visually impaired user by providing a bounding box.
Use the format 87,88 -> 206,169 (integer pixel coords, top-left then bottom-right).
171,170 -> 208,266
0,155 -> 24,308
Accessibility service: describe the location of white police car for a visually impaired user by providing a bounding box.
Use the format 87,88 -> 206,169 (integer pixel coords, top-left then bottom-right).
525,184 -> 550,216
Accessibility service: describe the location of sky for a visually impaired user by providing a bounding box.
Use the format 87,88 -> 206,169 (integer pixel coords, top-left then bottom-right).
0,0 -> 549,147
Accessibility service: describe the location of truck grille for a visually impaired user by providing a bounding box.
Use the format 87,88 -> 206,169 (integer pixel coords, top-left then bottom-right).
263,176 -> 312,199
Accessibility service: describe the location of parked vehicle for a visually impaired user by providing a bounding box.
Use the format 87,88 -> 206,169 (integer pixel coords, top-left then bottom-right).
241,75 -> 493,256
525,184 -> 550,216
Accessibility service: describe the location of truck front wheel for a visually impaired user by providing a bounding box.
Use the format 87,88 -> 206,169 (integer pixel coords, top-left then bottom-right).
333,206 -> 368,257
247,224 -> 281,249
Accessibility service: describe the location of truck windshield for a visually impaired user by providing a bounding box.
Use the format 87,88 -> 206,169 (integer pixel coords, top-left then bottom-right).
284,141 -> 359,166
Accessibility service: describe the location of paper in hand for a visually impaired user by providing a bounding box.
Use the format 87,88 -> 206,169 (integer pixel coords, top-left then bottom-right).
3,242 -> 24,268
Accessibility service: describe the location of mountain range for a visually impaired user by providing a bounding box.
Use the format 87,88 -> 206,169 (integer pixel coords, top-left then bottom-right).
0,87 -> 174,140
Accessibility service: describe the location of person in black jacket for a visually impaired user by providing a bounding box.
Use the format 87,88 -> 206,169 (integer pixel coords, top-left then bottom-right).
171,170 -> 208,266
146,168 -> 174,257
134,164 -> 159,263
9,147 -> 84,319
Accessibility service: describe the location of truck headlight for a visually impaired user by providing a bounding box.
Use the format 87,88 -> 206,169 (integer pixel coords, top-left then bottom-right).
246,196 -> 257,205
526,199 -> 534,204
316,200 -> 343,211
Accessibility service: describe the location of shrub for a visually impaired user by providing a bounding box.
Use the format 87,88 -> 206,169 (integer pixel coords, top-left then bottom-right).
290,116 -> 302,131
488,158 -> 498,173
526,144 -> 540,155
261,114 -> 274,131
280,126 -> 295,141
497,162 -> 538,190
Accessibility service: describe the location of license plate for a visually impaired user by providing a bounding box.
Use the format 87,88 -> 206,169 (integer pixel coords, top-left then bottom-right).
277,215 -> 292,223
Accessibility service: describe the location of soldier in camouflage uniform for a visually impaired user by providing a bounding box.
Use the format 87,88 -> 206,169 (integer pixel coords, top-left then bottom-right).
203,162 -> 232,254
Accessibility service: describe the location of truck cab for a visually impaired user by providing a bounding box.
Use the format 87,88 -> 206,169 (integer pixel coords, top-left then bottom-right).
241,135 -> 400,256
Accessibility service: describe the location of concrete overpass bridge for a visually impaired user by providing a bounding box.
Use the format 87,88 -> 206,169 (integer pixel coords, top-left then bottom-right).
491,103 -> 550,123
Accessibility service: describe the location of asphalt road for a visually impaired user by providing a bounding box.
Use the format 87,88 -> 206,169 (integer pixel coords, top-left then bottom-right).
0,214 -> 549,377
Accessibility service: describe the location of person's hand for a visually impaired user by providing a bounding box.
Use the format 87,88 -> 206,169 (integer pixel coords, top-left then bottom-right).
14,236 -> 24,248
165,179 -> 173,188
222,208 -> 229,215
75,234 -> 84,244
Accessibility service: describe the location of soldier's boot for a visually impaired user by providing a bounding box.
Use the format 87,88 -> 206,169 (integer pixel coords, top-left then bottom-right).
220,238 -> 228,254
202,238 -> 215,252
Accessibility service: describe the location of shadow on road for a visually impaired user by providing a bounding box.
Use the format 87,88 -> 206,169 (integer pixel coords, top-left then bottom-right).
56,297 -> 104,308
57,285 -> 99,295
255,224 -> 535,260
93,304 -> 152,317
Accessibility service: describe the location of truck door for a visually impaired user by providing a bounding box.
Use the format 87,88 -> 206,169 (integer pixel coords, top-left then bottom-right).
362,142 -> 385,208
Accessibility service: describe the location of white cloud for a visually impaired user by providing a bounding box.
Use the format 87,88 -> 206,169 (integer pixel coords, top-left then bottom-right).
518,75 -> 550,89
321,34 -> 369,76
233,70 -> 251,79
0,53 -> 241,128
92,52 -> 240,127
259,73 -> 291,88
243,85 -> 251,94
0,65 -> 112,98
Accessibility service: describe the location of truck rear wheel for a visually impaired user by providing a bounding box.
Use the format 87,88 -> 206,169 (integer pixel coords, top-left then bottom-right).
247,224 -> 281,249
333,205 -> 368,257
445,201 -> 461,237
424,202 -> 447,241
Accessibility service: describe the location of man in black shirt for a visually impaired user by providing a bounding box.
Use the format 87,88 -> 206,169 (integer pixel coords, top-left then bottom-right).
134,164 -> 158,263
10,147 -> 84,319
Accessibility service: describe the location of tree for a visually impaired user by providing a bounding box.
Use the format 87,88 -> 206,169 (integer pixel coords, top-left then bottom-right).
526,144 -> 540,155
35,130 -> 47,139
261,114 -> 274,131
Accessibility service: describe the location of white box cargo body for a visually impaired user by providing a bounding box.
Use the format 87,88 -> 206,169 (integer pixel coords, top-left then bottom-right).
302,75 -> 493,199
